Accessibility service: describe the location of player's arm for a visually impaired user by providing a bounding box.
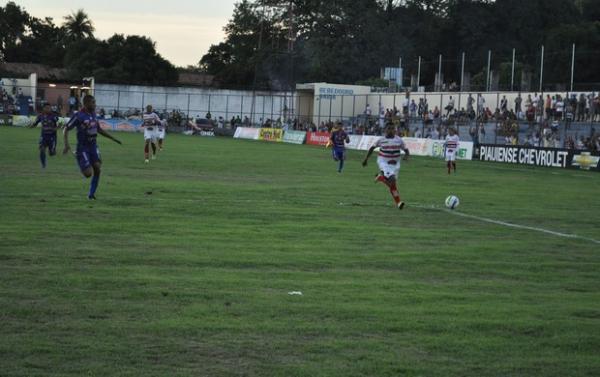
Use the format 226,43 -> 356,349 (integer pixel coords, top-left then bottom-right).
402,146 -> 410,161
28,116 -> 41,128
98,127 -> 122,145
362,146 -> 377,167
62,116 -> 77,154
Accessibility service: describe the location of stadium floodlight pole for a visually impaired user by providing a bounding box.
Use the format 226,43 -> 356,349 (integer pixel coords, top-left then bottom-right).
417,56 -> 421,90
399,56 -> 402,90
511,48 -> 515,91
570,43 -> 575,92
539,45 -> 544,93
438,54 -> 442,91
486,50 -> 491,92
460,52 -> 465,92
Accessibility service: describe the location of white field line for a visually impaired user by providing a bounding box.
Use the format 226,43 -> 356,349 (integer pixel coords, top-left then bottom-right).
408,202 -> 600,245
4,193 -> 600,245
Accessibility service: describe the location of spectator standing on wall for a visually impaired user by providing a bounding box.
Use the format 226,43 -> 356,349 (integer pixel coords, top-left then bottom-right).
477,94 -> 485,114
409,100 -> 417,118
545,95 -> 552,120
555,96 -> 564,121
467,94 -> 474,113
577,93 -> 586,121
445,96 -> 455,116
515,93 -> 522,114
500,95 -> 508,113
402,94 -> 410,115
525,94 -> 532,110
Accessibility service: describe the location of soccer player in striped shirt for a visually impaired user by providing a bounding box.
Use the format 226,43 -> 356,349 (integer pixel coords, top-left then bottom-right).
444,127 -> 460,174
362,124 -> 410,210
142,105 -> 160,163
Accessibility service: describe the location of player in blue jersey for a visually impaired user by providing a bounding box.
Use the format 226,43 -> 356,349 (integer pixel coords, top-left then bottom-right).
29,104 -> 59,168
63,95 -> 122,200
329,122 -> 350,173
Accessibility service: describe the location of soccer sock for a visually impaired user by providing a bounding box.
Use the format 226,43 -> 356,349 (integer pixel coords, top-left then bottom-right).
452,162 -> 457,172
338,159 -> 344,172
377,175 -> 391,188
389,181 -> 401,205
89,175 -> 100,197
40,150 -> 47,168
158,139 -> 163,149
151,143 -> 157,155
144,144 -> 149,159
447,162 -> 452,174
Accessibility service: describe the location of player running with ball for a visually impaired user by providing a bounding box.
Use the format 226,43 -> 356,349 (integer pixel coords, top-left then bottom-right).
142,105 -> 160,163
63,95 -> 122,200
362,124 -> 410,210
444,127 -> 460,174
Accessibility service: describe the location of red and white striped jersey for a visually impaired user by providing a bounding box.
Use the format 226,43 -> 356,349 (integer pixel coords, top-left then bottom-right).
376,136 -> 406,159
445,135 -> 460,150
142,112 -> 160,129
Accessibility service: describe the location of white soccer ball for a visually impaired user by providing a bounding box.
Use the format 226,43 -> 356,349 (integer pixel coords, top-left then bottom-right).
445,195 -> 460,210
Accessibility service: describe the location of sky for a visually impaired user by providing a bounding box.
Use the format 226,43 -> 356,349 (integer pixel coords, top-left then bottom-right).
5,0 -> 238,67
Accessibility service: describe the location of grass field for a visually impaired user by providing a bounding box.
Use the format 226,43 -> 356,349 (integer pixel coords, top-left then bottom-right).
1,126 -> 599,377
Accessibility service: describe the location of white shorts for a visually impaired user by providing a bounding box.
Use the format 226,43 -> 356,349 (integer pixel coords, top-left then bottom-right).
144,128 -> 157,141
157,129 -> 165,139
445,149 -> 457,162
377,156 -> 401,179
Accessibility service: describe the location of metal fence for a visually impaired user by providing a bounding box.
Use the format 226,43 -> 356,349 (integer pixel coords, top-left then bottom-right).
2,83 -> 599,151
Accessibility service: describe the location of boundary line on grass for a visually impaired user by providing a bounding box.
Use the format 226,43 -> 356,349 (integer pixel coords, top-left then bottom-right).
409,202 -> 600,245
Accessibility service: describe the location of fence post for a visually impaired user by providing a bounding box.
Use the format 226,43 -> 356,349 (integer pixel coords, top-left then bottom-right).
340,95 -> 344,124
271,94 -> 274,123
317,95 -> 322,127
186,94 -> 191,120
208,94 -> 212,115
329,95 -> 333,122
117,90 -> 121,114
141,92 -> 145,112
225,95 -> 229,124
352,95 -> 356,129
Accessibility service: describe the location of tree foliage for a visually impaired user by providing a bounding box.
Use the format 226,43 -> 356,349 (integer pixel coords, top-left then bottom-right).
0,2 -> 178,85
201,0 -> 600,90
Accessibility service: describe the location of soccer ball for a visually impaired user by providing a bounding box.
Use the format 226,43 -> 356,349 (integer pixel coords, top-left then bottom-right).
445,195 -> 460,210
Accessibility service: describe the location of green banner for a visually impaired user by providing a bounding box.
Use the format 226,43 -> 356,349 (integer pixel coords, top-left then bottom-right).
282,130 -> 306,145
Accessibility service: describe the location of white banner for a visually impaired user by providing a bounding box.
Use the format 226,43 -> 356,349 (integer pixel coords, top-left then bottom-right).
234,127 -> 260,140
346,135 -> 473,160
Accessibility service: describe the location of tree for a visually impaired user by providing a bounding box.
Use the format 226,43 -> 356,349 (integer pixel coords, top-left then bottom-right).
0,2 -> 30,62
63,9 -> 95,41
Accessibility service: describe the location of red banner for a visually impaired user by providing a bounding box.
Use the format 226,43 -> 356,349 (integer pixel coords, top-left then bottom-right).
306,132 -> 330,146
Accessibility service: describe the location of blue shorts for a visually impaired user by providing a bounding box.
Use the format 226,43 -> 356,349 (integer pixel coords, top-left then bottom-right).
39,134 -> 57,155
76,144 -> 101,171
332,147 -> 346,161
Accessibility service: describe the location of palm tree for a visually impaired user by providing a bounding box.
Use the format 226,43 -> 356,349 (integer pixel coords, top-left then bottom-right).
63,9 -> 95,40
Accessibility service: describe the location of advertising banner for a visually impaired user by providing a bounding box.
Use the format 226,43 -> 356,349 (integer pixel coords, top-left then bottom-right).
99,119 -> 142,132
356,135 -> 380,151
430,139 -> 474,161
306,132 -> 330,146
347,135 -> 363,150
402,137 -> 430,156
283,130 -> 306,144
234,127 -> 260,140
11,115 -> 36,127
0,115 -> 13,126
258,128 -> 283,142
479,144 -> 599,171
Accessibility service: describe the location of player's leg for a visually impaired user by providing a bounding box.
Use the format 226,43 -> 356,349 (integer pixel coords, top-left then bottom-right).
48,135 -> 57,157
87,147 -> 102,200
151,136 -> 157,159
144,138 -> 151,163
158,130 -> 164,150
78,150 -> 93,178
388,174 -> 404,209
376,158 -> 391,187
452,154 -> 457,173
337,149 -> 345,173
39,143 -> 47,168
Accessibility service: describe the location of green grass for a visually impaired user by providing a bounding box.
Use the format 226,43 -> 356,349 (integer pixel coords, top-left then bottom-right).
1,126 -> 599,377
